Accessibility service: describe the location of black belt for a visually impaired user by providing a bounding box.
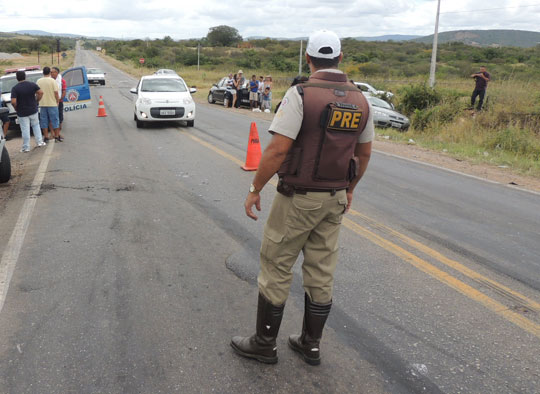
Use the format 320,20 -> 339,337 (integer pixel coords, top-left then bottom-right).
277,181 -> 346,197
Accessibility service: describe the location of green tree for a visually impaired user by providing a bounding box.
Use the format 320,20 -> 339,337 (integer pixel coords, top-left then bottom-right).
206,25 -> 242,47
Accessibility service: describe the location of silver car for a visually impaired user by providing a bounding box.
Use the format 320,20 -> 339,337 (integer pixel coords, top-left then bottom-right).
365,95 -> 409,131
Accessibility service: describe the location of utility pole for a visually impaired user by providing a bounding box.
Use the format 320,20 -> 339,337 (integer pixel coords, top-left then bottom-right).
298,40 -> 303,75
429,0 -> 441,88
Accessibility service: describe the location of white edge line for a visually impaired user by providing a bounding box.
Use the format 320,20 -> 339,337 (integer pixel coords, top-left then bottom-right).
0,142 -> 55,312
373,148 -> 540,197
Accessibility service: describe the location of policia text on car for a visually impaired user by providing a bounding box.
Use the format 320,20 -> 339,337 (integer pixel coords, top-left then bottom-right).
231,30 -> 374,365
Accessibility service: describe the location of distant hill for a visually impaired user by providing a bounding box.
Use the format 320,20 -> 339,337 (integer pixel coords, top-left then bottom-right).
413,29 -> 540,48
10,30 -> 116,41
353,34 -> 421,42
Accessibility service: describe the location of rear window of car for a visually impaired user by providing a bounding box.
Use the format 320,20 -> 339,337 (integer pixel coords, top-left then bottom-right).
141,78 -> 186,92
368,96 -> 392,110
87,69 -> 103,74
1,72 -> 42,93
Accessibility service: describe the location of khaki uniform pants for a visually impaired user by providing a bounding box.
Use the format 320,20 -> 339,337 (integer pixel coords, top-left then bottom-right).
258,190 -> 348,306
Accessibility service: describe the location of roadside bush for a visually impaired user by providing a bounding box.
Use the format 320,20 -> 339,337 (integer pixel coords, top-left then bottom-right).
486,127 -> 540,159
398,84 -> 441,115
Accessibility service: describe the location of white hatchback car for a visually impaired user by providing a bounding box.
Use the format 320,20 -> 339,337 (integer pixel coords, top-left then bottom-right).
130,75 -> 196,128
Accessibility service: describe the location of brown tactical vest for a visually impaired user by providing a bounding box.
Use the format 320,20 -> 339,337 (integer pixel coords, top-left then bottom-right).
277,71 -> 370,193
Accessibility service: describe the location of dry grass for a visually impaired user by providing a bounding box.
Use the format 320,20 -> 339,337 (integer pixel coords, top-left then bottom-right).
0,51 -> 76,71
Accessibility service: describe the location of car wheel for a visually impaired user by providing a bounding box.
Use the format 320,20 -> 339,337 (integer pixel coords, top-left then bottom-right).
0,146 -> 11,183
208,93 -> 215,104
187,120 -> 194,127
100,81 -> 105,86
136,119 -> 144,128
133,113 -> 137,121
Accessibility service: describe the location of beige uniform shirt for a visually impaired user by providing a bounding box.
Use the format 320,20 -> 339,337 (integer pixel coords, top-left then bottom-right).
37,76 -> 59,107
269,69 -> 374,143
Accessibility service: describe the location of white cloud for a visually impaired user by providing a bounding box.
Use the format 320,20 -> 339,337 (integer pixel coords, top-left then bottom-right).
0,0 -> 538,39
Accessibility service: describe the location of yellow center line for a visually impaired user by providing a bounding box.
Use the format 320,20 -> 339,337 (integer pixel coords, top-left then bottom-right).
342,218 -> 540,339
181,130 -> 540,339
348,210 -> 540,313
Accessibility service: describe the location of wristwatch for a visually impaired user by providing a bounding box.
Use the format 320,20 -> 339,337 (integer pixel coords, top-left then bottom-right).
249,183 -> 260,194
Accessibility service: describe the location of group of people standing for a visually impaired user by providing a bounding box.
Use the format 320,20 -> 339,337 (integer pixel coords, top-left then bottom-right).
9,66 -> 66,153
225,71 -> 273,112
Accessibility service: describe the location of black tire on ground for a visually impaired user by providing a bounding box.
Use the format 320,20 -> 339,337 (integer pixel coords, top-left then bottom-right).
0,146 -> 11,183
100,81 -> 105,85
187,120 -> 194,127
134,113 -> 137,121
207,93 -> 215,104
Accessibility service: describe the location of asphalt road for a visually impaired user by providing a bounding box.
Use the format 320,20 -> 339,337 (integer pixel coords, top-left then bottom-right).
0,48 -> 538,394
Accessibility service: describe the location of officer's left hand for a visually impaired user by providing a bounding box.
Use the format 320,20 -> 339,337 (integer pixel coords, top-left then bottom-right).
345,191 -> 353,213
245,193 -> 261,220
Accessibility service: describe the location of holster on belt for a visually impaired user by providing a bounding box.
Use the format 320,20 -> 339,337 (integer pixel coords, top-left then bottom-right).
277,178 -> 295,197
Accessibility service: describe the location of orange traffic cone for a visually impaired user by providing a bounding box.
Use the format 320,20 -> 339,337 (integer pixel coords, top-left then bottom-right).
96,96 -> 107,117
241,122 -> 262,171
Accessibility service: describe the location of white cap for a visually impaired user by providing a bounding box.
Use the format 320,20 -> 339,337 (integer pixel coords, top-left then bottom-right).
306,30 -> 341,59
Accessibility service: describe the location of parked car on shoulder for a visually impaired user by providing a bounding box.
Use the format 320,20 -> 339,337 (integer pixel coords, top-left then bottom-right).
130,74 -> 197,128
0,67 -> 43,124
0,107 -> 11,183
365,94 -> 409,131
86,68 -> 106,85
355,82 -> 393,99
207,77 -> 258,108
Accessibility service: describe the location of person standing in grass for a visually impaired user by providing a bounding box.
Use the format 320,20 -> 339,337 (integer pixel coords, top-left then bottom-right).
470,66 -> 491,111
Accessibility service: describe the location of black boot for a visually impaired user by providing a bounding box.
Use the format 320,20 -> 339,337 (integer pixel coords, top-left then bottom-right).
231,293 -> 285,364
288,293 -> 332,366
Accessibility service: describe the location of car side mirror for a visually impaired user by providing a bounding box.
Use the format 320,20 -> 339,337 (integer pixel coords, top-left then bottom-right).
189,87 -> 197,94
130,88 -> 137,94
212,84 -> 217,87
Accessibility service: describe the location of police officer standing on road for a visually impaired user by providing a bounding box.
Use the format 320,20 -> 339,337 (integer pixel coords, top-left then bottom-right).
231,30 -> 374,365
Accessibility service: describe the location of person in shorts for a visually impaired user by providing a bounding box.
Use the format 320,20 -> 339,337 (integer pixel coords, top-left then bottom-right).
261,87 -> 272,112
51,67 -> 66,139
37,67 -> 60,142
249,75 -> 260,112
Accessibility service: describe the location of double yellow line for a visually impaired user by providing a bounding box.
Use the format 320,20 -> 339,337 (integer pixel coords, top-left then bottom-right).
184,132 -> 540,339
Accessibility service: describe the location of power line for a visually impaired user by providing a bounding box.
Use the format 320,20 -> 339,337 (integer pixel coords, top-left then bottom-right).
441,3 -> 540,14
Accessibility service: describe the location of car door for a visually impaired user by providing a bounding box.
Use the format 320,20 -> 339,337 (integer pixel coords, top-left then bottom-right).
61,66 -> 91,112
215,78 -> 227,102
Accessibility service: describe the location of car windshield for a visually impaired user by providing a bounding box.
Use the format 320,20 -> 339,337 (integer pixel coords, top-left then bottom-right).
368,96 -> 392,110
141,78 -> 186,92
157,69 -> 176,74
87,68 -> 103,74
0,73 -> 42,93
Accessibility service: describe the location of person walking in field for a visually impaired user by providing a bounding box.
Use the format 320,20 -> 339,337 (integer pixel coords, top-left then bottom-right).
470,66 -> 491,111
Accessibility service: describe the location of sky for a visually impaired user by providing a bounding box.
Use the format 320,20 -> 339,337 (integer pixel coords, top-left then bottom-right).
1,0 -> 539,39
